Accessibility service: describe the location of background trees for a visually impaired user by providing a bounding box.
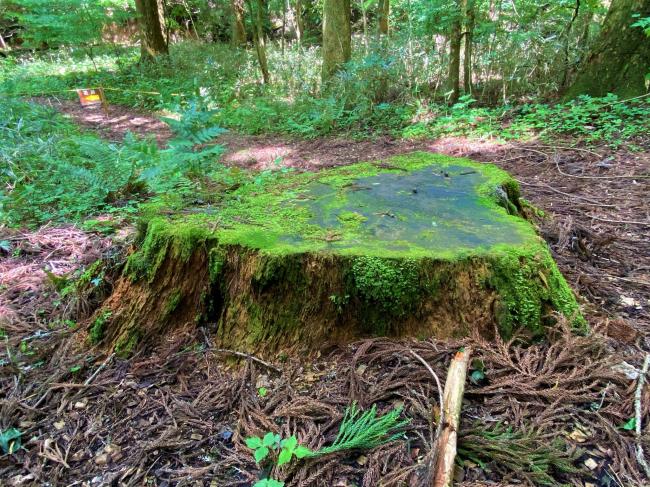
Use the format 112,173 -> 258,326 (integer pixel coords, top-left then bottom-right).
1,0 -> 648,101
135,0 -> 168,60
322,0 -> 351,80
565,0 -> 650,98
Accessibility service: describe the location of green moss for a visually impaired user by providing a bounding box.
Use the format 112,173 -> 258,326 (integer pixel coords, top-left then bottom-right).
485,245 -> 585,337
349,256 -> 421,321
125,217 -> 216,282
114,329 -> 141,357
89,310 -> 112,344
208,246 -> 227,283
337,210 -> 368,230
164,289 -> 183,316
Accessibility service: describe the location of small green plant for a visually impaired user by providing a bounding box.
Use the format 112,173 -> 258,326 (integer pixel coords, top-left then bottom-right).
245,432 -> 311,486
245,403 -> 408,486
0,428 -> 22,455
313,403 -> 409,455
89,310 -> 112,344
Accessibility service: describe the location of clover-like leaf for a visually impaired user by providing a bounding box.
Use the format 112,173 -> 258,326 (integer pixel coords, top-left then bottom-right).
621,417 -> 637,431
277,447 -> 293,466
294,445 -> 312,459
262,431 -> 278,447
280,435 -> 297,451
254,445 -> 270,463
245,436 -> 262,449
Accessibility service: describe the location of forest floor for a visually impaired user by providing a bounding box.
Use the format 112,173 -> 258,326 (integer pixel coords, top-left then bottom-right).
1,100 -> 649,486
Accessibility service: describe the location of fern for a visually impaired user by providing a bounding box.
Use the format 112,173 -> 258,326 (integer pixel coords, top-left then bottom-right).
310,403 -> 410,457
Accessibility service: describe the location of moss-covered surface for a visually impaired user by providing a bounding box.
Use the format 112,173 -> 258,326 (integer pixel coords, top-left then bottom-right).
95,152 -> 584,355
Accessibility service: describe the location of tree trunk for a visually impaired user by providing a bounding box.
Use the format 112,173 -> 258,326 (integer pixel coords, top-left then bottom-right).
322,0 -> 351,81
447,0 -> 462,104
564,0 -> 650,99
463,0 -> 475,94
296,0 -> 304,42
560,0 -> 581,91
378,0 -> 389,35
250,0 -> 270,84
135,0 -> 168,61
231,0 -> 247,46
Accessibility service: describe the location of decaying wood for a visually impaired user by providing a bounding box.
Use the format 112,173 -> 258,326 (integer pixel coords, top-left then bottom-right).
433,347 -> 472,487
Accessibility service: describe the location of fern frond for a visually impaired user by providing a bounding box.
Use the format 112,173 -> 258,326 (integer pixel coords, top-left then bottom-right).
310,403 -> 410,457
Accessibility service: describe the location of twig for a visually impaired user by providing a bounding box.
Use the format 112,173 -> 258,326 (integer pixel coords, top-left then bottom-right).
516,179 -> 617,207
587,215 -> 650,227
84,352 -> 115,385
555,158 -> 650,180
530,144 -> 602,157
212,348 -> 281,373
410,350 -> 445,448
635,353 -> 650,479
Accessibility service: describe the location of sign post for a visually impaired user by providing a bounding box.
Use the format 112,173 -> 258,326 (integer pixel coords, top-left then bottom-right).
76,87 -> 109,115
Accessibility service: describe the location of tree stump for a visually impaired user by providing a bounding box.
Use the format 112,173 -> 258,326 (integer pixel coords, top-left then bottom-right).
94,152 -> 584,356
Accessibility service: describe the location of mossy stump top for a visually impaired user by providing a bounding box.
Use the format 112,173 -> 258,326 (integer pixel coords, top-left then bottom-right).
99,152 -> 584,356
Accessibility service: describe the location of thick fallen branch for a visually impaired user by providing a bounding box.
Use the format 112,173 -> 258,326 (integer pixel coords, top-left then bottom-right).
433,347 -> 472,487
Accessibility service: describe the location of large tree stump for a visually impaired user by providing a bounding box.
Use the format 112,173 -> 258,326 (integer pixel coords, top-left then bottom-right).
93,152 -> 584,356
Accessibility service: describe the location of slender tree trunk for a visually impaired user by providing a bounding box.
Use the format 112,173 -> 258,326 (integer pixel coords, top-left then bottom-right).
447,0 -> 462,103
378,0 -> 389,35
295,0 -> 304,42
250,0 -> 270,84
564,0 -> 650,99
322,0 -> 351,81
0,34 -> 8,51
282,0 -> 287,53
231,0 -> 247,45
362,4 -> 369,53
560,0 -> 581,90
135,0 -> 168,61
463,0 -> 475,94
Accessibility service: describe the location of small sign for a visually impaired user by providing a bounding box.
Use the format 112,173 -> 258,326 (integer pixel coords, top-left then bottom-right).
76,88 -> 105,107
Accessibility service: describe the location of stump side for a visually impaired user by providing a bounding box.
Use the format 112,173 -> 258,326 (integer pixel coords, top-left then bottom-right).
93,152 -> 585,356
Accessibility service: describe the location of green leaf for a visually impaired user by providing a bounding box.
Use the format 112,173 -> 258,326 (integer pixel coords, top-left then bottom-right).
277,447 -> 293,466
280,435 -> 297,451
253,480 -> 285,487
294,445 -> 312,459
262,431 -> 277,447
0,428 -> 22,455
621,417 -> 637,430
254,446 -> 270,463
258,387 -> 268,397
470,370 -> 485,385
245,436 -> 262,449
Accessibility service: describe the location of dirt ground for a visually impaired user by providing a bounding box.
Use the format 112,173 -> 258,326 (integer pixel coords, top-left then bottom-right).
1,100 -> 649,486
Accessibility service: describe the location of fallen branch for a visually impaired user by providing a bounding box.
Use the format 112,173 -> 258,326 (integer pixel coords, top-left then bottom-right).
212,348 -> 281,374
84,352 -> 115,385
635,353 -> 650,478
433,347 -> 472,487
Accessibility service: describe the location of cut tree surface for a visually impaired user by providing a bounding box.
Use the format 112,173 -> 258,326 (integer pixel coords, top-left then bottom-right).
95,152 -> 583,356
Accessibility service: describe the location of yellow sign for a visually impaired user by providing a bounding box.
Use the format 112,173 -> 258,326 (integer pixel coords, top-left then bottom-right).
76,88 -> 105,107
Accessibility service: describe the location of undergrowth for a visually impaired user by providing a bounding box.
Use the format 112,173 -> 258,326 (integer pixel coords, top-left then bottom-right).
0,97 -> 227,227
2,42 -> 649,145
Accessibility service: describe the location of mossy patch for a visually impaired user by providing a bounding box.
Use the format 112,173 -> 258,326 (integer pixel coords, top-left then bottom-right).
105,152 -> 583,354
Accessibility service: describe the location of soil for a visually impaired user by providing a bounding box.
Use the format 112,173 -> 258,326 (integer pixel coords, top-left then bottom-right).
1,99 -> 649,486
